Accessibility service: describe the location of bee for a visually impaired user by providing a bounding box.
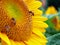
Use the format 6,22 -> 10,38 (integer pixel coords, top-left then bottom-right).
29,11 -> 34,16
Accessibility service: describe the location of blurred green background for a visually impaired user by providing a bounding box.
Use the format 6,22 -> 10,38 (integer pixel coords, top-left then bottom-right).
40,0 -> 60,45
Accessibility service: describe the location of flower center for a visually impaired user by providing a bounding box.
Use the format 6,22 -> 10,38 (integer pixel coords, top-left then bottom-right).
0,0 -> 32,42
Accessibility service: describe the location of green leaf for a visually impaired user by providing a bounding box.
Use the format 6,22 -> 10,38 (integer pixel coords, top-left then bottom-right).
47,33 -> 60,45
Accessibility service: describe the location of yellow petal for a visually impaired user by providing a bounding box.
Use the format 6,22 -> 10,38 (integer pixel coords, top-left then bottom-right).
46,6 -> 57,15
31,34 -> 47,44
25,33 -> 47,45
33,9 -> 43,16
28,1 -> 42,10
25,36 -> 41,45
0,33 -> 11,45
39,28 -> 46,32
32,16 -> 48,21
10,40 -> 16,45
32,26 -> 46,32
24,0 -> 35,4
32,28 -> 47,39
33,21 -> 48,28
10,40 -> 25,45
0,33 -> 25,45
1,40 -> 8,45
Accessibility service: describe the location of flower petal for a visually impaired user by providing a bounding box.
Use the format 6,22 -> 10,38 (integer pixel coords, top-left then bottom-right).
33,9 -> 43,16
28,1 -> 42,10
33,21 -> 48,28
25,33 -> 47,45
32,16 -> 48,21
10,40 -> 25,45
32,28 -> 47,39
0,33 -> 11,45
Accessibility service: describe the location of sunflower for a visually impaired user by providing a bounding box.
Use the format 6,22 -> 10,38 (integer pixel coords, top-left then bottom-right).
46,6 -> 57,15
51,16 -> 60,30
0,0 -> 48,45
